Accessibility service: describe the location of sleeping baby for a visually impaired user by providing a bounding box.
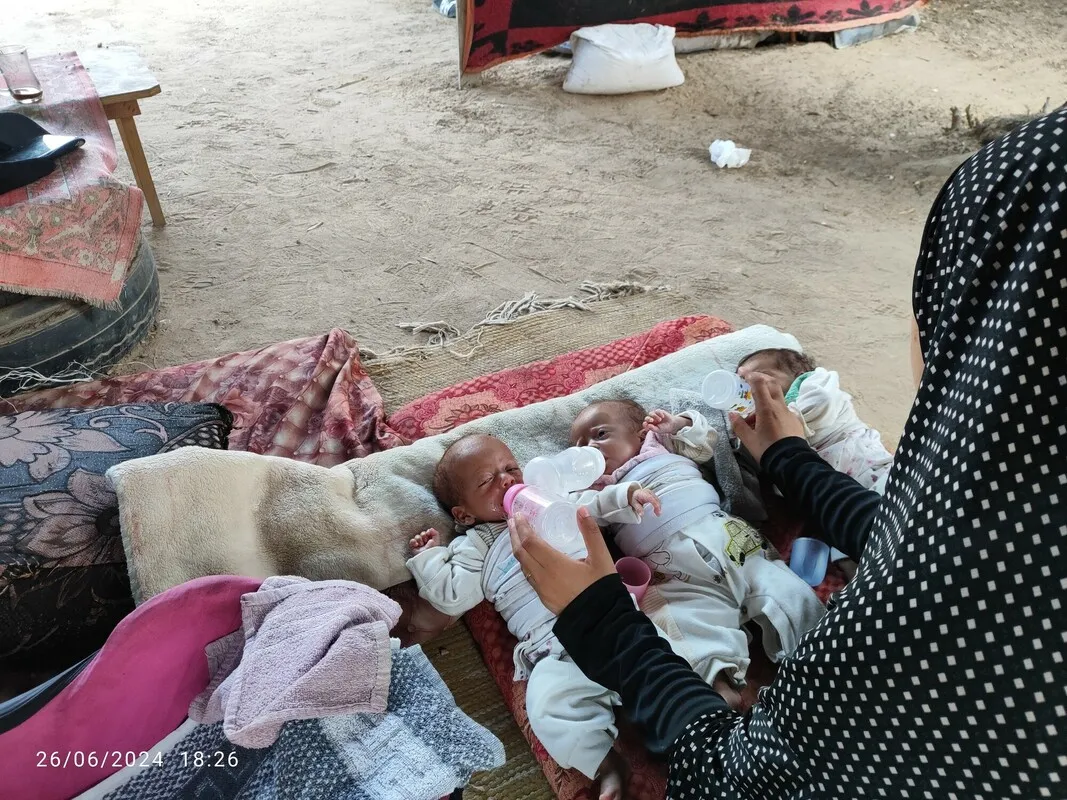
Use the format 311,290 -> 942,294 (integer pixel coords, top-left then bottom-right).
406,433 -> 658,800
569,400 -> 826,701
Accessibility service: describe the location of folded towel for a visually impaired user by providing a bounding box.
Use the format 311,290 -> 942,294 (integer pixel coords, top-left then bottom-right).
189,576 -> 401,748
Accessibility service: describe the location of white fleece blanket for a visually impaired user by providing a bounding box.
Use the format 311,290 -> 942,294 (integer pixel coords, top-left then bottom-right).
108,325 -> 800,602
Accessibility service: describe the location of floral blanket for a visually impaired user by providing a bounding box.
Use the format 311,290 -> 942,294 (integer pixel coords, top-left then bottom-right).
0,404 -> 232,669
0,53 -> 144,307
5,329 -> 403,465
2,329 -> 401,669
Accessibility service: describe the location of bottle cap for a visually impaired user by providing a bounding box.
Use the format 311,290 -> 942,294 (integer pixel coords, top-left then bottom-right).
522,457 -> 561,494
566,446 -> 606,490
502,483 -> 526,516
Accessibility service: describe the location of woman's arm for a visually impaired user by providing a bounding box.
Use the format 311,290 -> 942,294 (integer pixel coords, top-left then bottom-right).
554,444 -> 881,752
729,373 -> 883,561
761,437 -> 881,560
554,574 -> 732,754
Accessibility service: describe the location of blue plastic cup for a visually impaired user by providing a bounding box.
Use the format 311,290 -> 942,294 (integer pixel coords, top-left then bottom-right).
789,537 -> 830,586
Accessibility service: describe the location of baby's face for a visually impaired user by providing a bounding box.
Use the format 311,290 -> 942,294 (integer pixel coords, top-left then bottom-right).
738,352 -> 797,397
449,437 -> 522,525
570,404 -> 644,476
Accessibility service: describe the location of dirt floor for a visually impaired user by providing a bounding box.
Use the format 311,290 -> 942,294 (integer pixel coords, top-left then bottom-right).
9,0 -> 1066,444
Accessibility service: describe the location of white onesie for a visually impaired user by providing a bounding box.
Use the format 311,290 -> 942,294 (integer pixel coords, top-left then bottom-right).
407,522 -> 625,778
575,410 -> 826,685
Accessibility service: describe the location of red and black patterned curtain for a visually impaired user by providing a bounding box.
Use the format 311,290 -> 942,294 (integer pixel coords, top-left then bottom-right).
459,0 -> 926,73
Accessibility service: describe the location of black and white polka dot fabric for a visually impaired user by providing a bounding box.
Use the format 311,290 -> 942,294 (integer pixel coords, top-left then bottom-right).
670,110 -> 1067,798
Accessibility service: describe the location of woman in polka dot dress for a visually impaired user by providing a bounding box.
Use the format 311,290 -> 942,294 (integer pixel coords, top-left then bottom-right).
509,108 -> 1067,800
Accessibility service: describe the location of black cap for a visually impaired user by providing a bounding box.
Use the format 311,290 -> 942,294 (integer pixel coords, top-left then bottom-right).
0,112 -> 85,195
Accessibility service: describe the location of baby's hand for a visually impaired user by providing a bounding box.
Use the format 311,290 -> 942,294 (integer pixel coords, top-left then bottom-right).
643,409 -> 689,436
410,528 -> 441,555
628,487 -> 662,519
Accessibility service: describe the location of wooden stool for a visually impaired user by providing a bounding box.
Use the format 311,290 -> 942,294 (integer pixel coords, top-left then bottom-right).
80,47 -> 166,227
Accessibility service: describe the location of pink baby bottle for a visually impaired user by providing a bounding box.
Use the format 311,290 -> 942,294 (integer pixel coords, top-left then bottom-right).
503,484 -> 582,552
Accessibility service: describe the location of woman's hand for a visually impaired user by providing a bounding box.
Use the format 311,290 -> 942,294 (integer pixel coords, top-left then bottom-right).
509,506 -> 616,615
730,372 -> 805,463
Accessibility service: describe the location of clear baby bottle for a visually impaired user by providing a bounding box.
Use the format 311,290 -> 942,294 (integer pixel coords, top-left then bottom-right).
701,370 -> 755,417
503,484 -> 582,552
522,446 -> 606,495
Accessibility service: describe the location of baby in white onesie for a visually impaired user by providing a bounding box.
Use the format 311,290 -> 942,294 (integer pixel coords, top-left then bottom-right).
738,348 -> 894,492
406,433 -> 653,800
569,400 -> 826,705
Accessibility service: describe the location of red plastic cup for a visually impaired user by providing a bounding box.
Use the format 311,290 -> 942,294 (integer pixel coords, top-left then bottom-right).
615,557 -> 652,602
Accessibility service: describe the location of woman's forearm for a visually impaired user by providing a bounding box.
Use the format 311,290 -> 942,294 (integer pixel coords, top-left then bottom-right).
554,574 -> 731,754
761,437 -> 881,560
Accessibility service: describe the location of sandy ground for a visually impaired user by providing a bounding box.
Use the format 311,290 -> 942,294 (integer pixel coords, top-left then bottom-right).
8,0 -> 1066,444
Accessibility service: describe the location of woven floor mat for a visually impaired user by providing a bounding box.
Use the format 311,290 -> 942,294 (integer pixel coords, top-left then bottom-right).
366,290 -> 700,413
426,622 -> 555,800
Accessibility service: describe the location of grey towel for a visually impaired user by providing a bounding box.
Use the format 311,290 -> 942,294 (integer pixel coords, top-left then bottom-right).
98,645 -> 505,800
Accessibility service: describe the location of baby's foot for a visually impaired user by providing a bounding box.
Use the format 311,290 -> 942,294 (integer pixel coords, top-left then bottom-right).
409,528 -> 441,555
712,674 -> 743,710
597,749 -> 627,800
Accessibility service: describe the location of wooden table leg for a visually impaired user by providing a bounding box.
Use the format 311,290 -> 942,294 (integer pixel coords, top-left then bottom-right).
113,111 -> 166,227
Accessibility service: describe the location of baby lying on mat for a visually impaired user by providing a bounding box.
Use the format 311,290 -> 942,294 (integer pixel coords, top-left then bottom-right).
569,400 -> 826,701
738,348 -> 894,492
406,434 -> 657,800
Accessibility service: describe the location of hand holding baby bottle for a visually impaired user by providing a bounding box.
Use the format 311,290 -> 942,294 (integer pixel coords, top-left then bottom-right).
730,373 -> 805,462
509,506 -> 616,615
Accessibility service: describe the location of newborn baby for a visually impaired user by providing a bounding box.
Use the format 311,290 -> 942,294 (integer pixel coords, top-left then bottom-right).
570,400 -> 825,700
739,348 -> 894,492
406,434 -> 634,799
